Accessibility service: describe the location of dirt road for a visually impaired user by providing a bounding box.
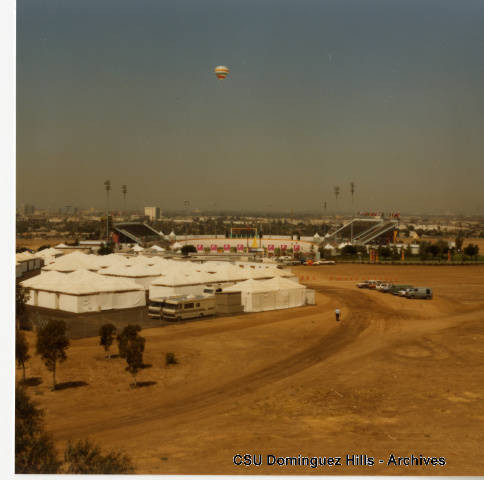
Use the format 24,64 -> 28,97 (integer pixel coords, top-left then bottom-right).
19,265 -> 484,474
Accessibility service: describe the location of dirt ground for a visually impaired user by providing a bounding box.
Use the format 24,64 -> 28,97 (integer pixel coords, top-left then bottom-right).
18,264 -> 484,475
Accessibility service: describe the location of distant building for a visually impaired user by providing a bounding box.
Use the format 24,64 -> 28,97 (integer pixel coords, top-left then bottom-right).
144,206 -> 161,221
23,204 -> 35,215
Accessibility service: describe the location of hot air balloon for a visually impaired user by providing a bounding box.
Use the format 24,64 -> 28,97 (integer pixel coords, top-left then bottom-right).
214,65 -> 229,80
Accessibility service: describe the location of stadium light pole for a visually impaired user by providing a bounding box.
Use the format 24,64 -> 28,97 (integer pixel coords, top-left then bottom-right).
104,180 -> 111,243
350,182 -> 355,243
334,186 -> 340,217
122,185 -> 127,219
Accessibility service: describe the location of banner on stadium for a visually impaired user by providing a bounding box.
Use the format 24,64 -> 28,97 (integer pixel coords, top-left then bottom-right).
294,244 -> 300,251
268,244 -> 275,251
237,244 -> 244,252
210,244 -> 217,251
281,244 -> 287,251
197,244 -> 204,251
224,244 -> 230,251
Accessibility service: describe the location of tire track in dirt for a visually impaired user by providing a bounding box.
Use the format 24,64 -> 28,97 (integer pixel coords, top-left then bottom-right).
54,286 -> 394,440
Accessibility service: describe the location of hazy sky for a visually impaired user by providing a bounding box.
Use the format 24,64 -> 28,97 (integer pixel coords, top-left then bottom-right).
17,0 -> 484,214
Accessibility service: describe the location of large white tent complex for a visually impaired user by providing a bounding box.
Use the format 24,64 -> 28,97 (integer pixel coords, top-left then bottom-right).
32,251 -> 304,310
42,251 -> 100,273
224,276 -> 306,312
21,269 -> 145,313
100,262 -> 166,290
149,269 -> 217,299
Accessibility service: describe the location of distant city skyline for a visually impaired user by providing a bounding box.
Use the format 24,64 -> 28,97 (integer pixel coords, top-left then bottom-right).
17,0 -> 484,214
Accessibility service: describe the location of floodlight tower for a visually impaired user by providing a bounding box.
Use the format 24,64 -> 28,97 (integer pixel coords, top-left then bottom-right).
104,180 -> 111,243
122,185 -> 127,218
350,182 -> 355,243
334,186 -> 340,216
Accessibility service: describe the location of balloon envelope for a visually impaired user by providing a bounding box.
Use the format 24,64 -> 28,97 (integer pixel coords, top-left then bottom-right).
214,65 -> 229,79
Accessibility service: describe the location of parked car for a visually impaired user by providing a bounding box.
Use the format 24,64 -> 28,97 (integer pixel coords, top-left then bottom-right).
377,283 -> 393,292
357,280 -> 370,288
390,284 -> 414,295
407,287 -> 433,299
367,280 -> 380,289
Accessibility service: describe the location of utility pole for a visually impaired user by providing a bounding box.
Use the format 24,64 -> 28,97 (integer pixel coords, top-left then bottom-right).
104,180 -> 111,243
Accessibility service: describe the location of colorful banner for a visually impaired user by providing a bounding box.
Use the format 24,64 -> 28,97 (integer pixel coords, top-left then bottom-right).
281,244 -> 287,251
197,244 -> 204,251
224,244 -> 230,251
237,244 -> 244,252
210,244 -> 217,251
294,244 -> 300,251
268,244 -> 275,251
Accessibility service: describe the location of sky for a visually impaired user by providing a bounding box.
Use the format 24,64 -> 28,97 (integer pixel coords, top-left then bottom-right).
16,0 -> 484,214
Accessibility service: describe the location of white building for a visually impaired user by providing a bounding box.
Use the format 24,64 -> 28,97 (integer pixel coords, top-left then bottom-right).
144,206 -> 161,221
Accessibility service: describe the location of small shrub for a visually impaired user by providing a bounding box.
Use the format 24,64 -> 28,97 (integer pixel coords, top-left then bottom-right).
165,352 -> 178,366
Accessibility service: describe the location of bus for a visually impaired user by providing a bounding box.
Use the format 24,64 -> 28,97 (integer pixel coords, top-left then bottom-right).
162,296 -> 216,322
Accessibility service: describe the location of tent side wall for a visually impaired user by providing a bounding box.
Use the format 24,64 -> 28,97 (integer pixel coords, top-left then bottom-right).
113,291 -> 146,309
58,294 -> 81,313
149,284 -> 205,300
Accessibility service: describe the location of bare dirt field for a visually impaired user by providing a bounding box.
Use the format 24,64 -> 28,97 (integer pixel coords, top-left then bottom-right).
18,264 -> 484,475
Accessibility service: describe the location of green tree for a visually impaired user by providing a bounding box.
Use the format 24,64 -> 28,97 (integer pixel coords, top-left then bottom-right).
419,241 -> 430,260
63,439 -> 135,474
36,320 -> 70,389
379,246 -> 392,259
125,335 -> 146,387
463,243 -> 479,259
16,284 -> 31,330
455,231 -> 464,251
117,324 -> 142,359
16,330 -> 30,383
99,324 -> 117,359
15,387 -> 61,473
341,245 -> 357,257
181,244 -> 197,255
98,242 -> 114,255
427,243 -> 440,258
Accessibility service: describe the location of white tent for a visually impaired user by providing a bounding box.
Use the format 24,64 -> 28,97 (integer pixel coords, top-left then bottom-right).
34,247 -> 62,266
132,244 -> 144,252
95,253 -> 130,269
149,245 -> 165,252
16,251 -> 43,273
168,231 -> 176,241
149,269 -> 211,299
224,277 -> 306,312
42,251 -> 100,273
21,269 -> 145,313
100,262 -> 166,290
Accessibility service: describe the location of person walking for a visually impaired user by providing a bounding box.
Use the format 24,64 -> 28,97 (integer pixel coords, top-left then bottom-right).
335,308 -> 341,321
